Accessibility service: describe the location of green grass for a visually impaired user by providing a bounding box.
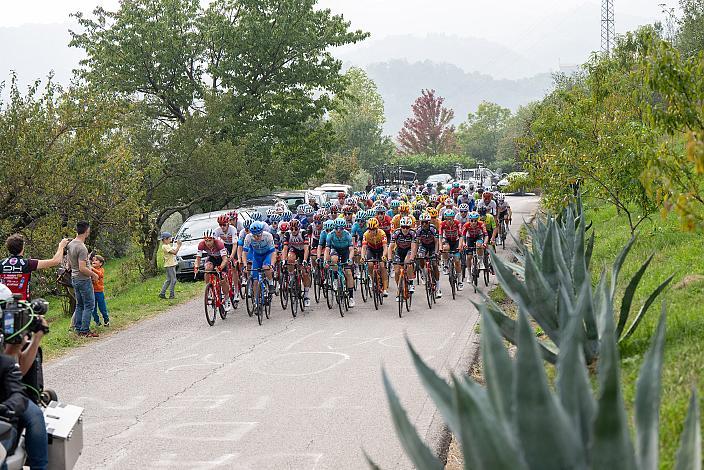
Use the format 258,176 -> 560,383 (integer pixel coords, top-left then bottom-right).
42,248 -> 201,359
587,204 -> 704,468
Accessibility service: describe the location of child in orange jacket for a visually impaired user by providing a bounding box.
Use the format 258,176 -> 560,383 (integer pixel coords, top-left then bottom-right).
91,255 -> 110,327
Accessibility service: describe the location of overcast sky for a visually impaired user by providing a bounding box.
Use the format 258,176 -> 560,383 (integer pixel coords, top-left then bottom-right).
2,0 -> 680,39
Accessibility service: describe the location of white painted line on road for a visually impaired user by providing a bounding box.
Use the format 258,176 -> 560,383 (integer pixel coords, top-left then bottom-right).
74,396 -> 146,411
139,353 -> 199,367
187,330 -> 232,349
284,330 -> 324,351
249,395 -> 270,410
254,351 -> 350,377
162,394 -> 235,409
333,330 -> 346,336
152,453 -> 239,469
155,421 -> 258,441
302,396 -> 363,410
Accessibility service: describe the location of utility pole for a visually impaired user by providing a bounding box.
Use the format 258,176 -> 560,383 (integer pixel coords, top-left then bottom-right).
601,0 -> 615,54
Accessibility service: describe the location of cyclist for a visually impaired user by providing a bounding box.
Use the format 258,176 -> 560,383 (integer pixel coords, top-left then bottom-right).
460,212 -> 489,274
496,194 -> 513,236
361,218 -> 389,297
388,200 -> 401,218
476,191 -> 497,217
194,230 -> 232,310
427,207 -> 441,231
215,214 -> 241,303
449,182 -> 461,201
391,203 -> 416,230
440,209 -> 463,290
439,198 -> 455,219
388,216 -> 417,300
243,221 -> 277,298
477,206 -> 497,250
333,192 -> 347,209
282,219 -> 312,307
416,213 -> 442,298
455,203 -> 472,227
374,205 -> 393,240
457,189 -> 474,210
323,218 -> 356,307
342,205 -> 356,230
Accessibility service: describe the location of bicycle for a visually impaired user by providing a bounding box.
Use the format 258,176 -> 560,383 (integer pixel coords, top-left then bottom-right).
356,259 -> 370,303
279,259 -> 290,310
367,259 -> 385,310
417,255 -> 438,309
446,250 -> 461,300
201,270 -> 228,326
311,257 -> 324,304
249,267 -> 272,326
287,261 -> 307,318
394,261 -> 414,318
326,261 -> 350,317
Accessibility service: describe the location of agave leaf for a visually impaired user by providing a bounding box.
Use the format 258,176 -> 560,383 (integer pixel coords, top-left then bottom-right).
381,370 -> 444,470
557,282 -> 596,451
585,230 -> 595,269
611,236 -> 637,300
407,340 -> 459,435
635,305 -> 667,470
621,274 -> 674,342
674,389 -> 702,470
591,290 -> 637,470
513,310 -> 585,470
540,221 -> 561,291
551,223 -> 575,299
616,254 -> 655,339
479,307 -> 514,423
363,451 -> 383,470
453,375 -> 527,470
572,209 -> 588,291
520,254 -> 561,341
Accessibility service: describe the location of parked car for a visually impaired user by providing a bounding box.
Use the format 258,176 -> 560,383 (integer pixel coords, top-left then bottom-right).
425,173 -> 453,186
313,184 -> 352,202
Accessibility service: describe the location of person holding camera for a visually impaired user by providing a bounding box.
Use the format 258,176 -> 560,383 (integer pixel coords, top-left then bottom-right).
0,235 -> 70,302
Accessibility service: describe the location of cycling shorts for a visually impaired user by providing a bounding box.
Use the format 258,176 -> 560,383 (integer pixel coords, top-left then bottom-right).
250,249 -> 275,271
417,244 -> 437,259
465,237 -> 483,252
365,247 -> 385,261
224,243 -> 234,256
288,247 -> 306,263
311,237 -> 320,250
330,247 -> 350,264
205,255 -> 228,270
393,248 -> 412,264
444,239 -> 459,252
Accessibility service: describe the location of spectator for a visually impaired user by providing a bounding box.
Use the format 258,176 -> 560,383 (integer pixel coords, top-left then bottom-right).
0,351 -> 28,469
91,255 -> 109,327
0,235 -> 70,301
159,232 -> 181,299
67,221 -> 99,338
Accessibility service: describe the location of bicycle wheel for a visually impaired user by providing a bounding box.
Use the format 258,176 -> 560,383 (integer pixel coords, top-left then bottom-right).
484,265 -> 491,286
256,303 -> 263,325
245,278 -> 254,317
449,265 -> 456,300
472,258 -> 479,293
290,275 -> 298,318
326,272 -> 335,309
313,267 -> 321,303
359,266 -> 368,303
204,283 -> 217,326
336,279 -> 345,318
425,269 -> 433,309
219,287 -> 228,320
398,281 -> 405,318
264,285 -> 271,319
373,275 -> 380,310
279,270 -> 289,310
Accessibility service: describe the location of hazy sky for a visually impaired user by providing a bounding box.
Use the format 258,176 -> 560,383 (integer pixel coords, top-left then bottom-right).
2,0 -> 680,41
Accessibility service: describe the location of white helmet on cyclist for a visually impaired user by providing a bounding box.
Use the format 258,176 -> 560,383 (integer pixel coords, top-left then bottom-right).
400,216 -> 413,228
459,203 -> 470,212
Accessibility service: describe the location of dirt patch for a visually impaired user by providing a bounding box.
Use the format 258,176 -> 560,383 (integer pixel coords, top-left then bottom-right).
673,274 -> 704,290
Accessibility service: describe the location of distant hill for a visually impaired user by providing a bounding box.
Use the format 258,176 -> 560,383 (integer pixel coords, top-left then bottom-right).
365,60 -> 554,136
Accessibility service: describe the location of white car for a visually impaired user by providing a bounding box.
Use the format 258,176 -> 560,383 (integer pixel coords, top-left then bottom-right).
313,184 -> 352,201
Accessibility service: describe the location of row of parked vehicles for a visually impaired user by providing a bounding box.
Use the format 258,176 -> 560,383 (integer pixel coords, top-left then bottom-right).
173,184 -> 351,280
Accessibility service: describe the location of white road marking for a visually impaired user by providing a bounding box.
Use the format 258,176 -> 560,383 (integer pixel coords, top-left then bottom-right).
253,351 -> 350,377
284,330 -> 324,351
155,421 -> 258,441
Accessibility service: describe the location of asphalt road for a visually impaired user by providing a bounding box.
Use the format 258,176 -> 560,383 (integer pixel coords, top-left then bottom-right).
47,196 -> 539,470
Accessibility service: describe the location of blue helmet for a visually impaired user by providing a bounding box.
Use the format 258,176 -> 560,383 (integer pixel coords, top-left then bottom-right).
334,218 -> 346,229
250,211 -> 263,221
250,221 -> 265,235
323,220 -> 335,231
270,214 -> 282,223
282,211 -> 292,221
243,219 -> 253,230
468,211 -> 480,220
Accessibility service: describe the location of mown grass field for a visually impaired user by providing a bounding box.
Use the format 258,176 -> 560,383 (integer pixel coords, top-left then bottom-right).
42,249 -> 201,359
587,205 -> 704,468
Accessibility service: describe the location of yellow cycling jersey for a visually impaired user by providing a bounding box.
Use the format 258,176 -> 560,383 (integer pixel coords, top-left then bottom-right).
480,214 -> 496,231
391,214 -> 417,230
362,229 -> 388,250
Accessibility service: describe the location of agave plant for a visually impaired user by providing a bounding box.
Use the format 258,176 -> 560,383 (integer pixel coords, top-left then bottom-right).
488,197 -> 673,364
376,303 -> 701,470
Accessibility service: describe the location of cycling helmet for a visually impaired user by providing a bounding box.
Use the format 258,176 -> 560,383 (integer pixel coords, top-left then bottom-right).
412,209 -> 422,219
478,206 -> 488,216
460,184 -> 466,189
459,203 -> 470,212
406,188 -> 414,196
367,218 -> 379,229
266,208 -> 275,217
375,205 -> 387,213
400,216 -> 413,228
430,194 -> 438,203
250,221 -> 265,235
217,215 -> 229,225
399,203 -> 410,214
330,205 -> 339,214
421,189 -> 429,196
289,219 -> 300,230
419,212 -> 431,222
303,205 -> 314,215
370,194 -> 377,202
390,200 -> 401,209
417,199 -> 427,208
243,219 -> 253,230
313,213 -> 323,222
438,195 -> 448,203
323,220 -> 335,231
203,229 -> 216,239
270,214 -> 282,223
278,222 -> 290,232
390,191 -> 399,198
323,201 -> 332,209
356,211 -> 367,221
468,212 -> 480,221
452,182 -> 460,188
426,182 -> 432,188
443,210 -> 456,219
375,186 -> 384,194
337,192 -> 346,199
427,208 -> 439,218
281,211 -> 292,221
461,189 -> 469,196
228,210 -> 238,221
250,211 -> 263,221
342,205 -> 354,215
483,191 -> 492,198
333,218 -> 346,229
296,205 -> 305,215
497,195 -> 505,203
444,199 -> 453,207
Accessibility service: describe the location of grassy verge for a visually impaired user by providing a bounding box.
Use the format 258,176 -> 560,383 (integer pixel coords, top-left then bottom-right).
42,249 -> 201,360
587,204 -> 704,468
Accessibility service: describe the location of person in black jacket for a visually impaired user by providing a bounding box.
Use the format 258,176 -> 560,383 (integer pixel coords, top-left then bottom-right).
0,353 -> 28,469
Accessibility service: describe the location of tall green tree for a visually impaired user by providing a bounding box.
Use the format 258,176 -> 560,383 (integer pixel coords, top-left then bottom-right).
676,0 -> 704,56
495,103 -> 537,173
456,101 -> 511,166
328,67 -> 393,170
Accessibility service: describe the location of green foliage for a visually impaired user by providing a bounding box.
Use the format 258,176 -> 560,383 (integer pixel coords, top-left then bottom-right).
386,154 -> 476,182
487,198 -> 672,364
456,101 -> 511,166
676,0 -> 704,56
378,299 -> 701,470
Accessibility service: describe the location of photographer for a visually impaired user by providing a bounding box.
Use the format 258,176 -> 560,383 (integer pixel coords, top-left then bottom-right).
0,288 -> 48,470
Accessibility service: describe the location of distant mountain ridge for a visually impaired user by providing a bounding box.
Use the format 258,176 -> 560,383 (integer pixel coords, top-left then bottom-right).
364,60 -> 554,136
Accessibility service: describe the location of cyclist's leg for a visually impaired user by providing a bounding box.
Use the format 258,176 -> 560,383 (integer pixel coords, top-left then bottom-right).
451,240 -> 461,275
204,261 -> 215,285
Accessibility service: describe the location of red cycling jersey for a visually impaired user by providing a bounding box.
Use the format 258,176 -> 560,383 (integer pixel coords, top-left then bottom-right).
462,221 -> 488,239
197,239 -> 227,258
440,219 -> 461,241
0,256 -> 39,301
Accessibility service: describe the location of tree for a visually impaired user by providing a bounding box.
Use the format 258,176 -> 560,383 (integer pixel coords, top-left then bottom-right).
456,101 -> 511,166
494,103 -> 537,172
329,67 -> 393,169
676,0 -> 704,56
397,89 -> 457,156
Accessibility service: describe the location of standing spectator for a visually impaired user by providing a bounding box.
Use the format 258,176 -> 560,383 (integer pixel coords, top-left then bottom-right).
0,235 -> 69,300
67,221 -> 99,337
159,232 -> 181,299
91,255 -> 110,327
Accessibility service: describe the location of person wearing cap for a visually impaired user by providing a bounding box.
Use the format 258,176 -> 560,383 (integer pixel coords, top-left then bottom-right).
159,232 -> 182,299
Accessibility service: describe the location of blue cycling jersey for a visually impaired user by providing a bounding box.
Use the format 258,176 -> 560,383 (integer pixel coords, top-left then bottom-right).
326,230 -> 353,250
243,231 -> 276,255
350,222 -> 365,241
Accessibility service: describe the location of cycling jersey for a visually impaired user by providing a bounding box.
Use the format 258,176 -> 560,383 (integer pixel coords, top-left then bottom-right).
390,229 -> 417,250
429,218 -> 441,231
0,256 -> 39,300
455,214 -> 471,226
456,195 -> 474,210
350,222 -> 366,244
391,214 -> 416,230
476,199 -> 497,216
283,230 -> 309,252
309,222 -> 323,240
462,221 -> 488,240
439,207 -> 455,219
375,215 -> 393,235
326,230 -> 353,250
319,230 -> 334,248
197,239 -> 228,258
362,229 -> 387,250
415,225 -> 439,246
480,214 -> 496,232
214,225 -> 238,245
243,232 -> 276,255
237,229 -> 249,246
440,219 -> 461,241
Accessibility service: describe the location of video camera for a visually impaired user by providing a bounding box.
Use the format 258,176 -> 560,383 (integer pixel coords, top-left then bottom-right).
0,295 -> 49,344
